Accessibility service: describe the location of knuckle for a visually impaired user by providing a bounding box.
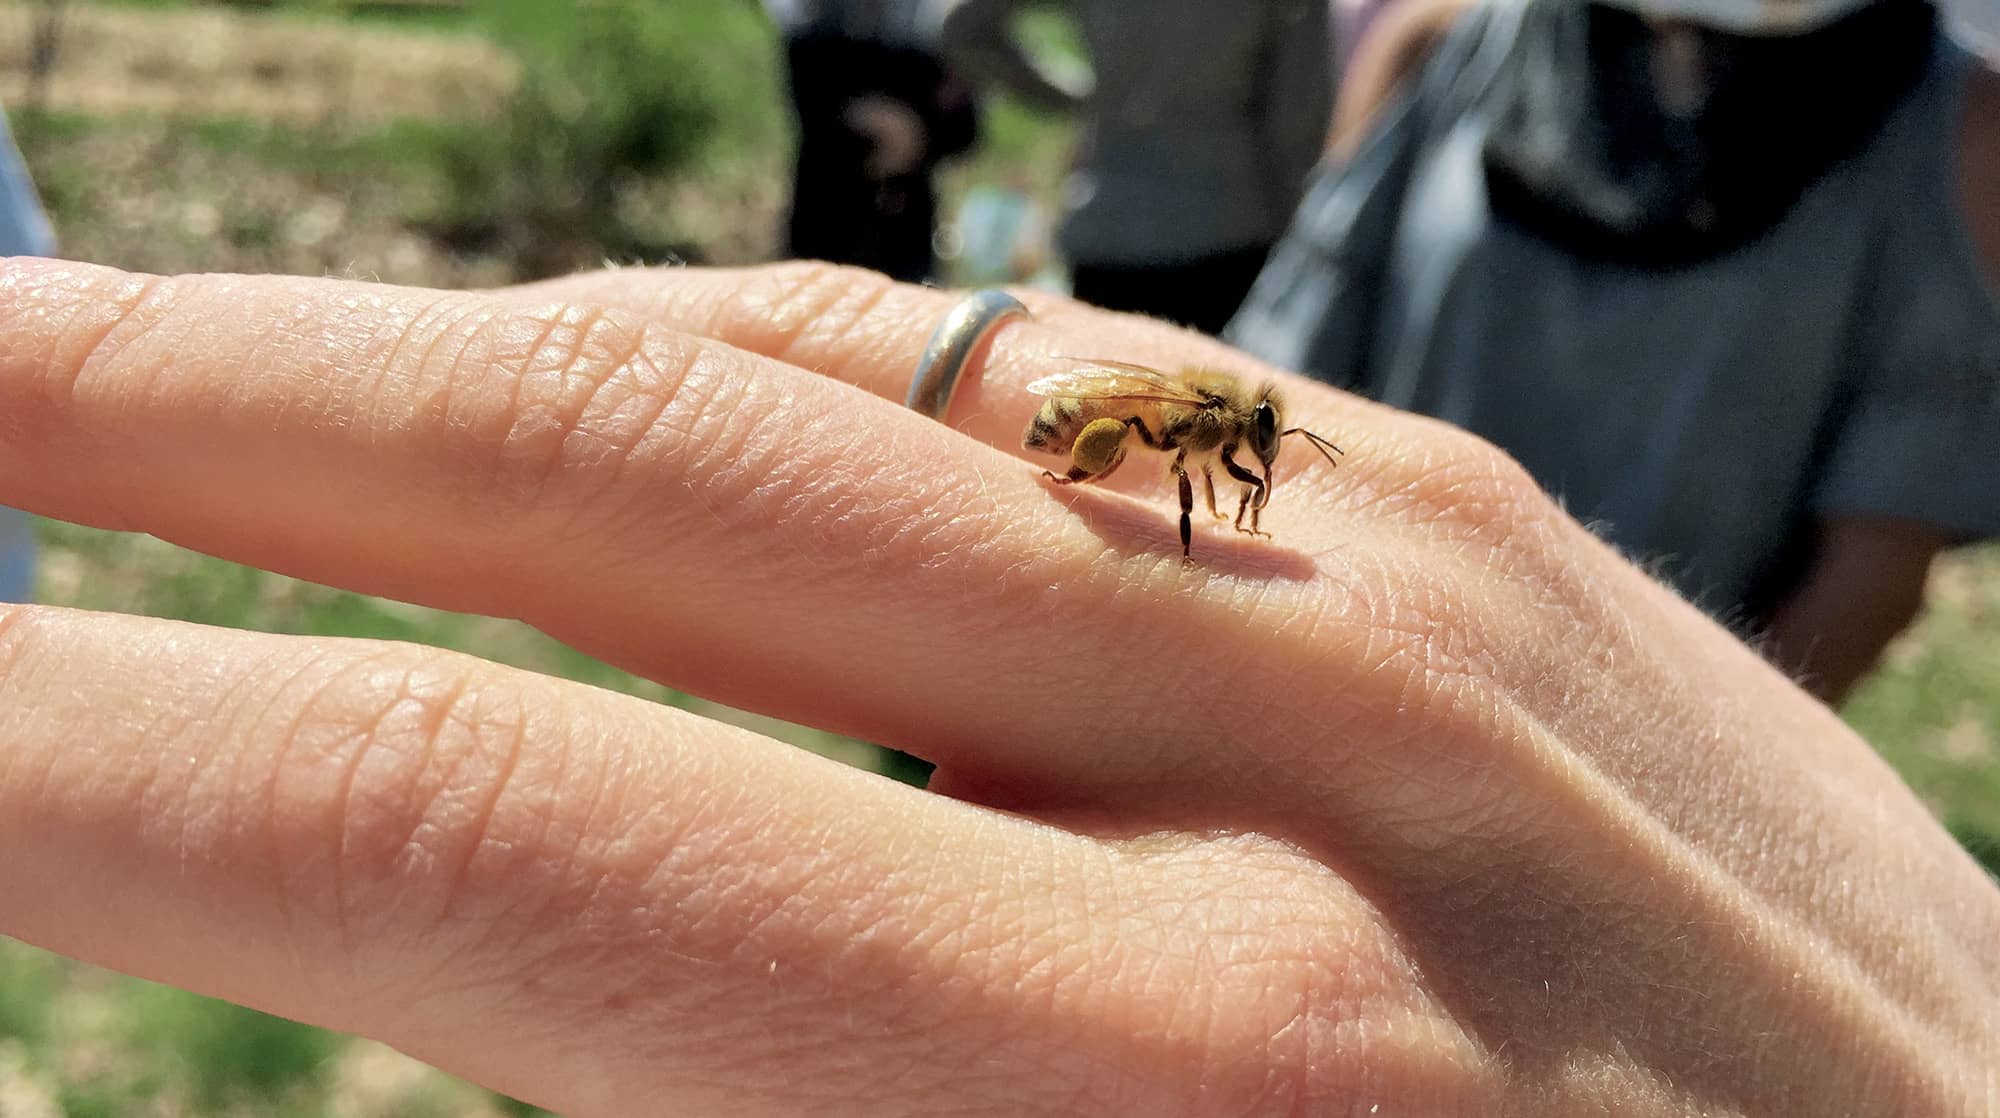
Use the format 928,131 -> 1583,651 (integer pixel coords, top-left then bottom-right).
33,266 -> 169,386
262,645 -> 548,953
0,266 -> 168,467
412,298 -> 757,538
1416,426 -> 1554,531
429,299 -> 675,505
1362,422 -> 1572,578
717,260 -> 918,376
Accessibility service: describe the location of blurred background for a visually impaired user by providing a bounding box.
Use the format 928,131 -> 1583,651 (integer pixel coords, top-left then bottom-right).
0,0 -> 1995,1114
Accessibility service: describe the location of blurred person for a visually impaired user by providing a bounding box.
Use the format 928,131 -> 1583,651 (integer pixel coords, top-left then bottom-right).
0,108 -> 57,604
1228,0 -> 2000,703
938,0 -> 1334,334
765,0 -> 980,282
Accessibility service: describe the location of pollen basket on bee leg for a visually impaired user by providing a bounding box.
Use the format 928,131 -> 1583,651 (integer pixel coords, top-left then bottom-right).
1071,418 -> 1131,476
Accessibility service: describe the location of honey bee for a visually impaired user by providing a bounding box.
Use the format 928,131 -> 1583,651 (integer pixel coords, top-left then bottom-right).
1022,359 -> 1343,557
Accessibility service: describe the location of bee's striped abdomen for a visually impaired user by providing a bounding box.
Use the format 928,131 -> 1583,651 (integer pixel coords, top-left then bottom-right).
1023,397 -> 1088,453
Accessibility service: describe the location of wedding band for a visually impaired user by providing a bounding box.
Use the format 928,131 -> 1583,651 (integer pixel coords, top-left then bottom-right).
905,289 -> 1031,420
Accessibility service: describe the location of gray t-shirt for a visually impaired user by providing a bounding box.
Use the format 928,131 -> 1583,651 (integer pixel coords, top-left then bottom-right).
940,0 -> 1334,265
1228,4 -> 2000,618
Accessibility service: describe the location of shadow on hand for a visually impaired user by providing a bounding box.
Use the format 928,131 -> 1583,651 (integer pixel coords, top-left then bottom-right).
1035,477 -> 1323,583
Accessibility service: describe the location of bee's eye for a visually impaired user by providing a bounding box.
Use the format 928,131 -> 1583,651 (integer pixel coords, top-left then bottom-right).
1254,402 -> 1278,448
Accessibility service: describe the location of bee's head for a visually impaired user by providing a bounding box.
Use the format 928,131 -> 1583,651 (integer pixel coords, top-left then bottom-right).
1249,386 -> 1342,511
1250,387 -> 1284,470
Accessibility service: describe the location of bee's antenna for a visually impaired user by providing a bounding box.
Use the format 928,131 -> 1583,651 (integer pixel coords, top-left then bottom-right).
1283,427 -> 1345,467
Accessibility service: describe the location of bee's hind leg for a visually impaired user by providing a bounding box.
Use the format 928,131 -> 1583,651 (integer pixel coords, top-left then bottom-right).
1043,417 -> 1130,486
1169,451 -> 1193,559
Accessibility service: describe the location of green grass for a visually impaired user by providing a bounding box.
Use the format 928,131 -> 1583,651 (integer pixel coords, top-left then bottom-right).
0,935 -> 555,1116
1843,544 -> 2000,873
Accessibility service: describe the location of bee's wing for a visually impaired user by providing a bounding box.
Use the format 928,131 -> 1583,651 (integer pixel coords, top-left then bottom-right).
1025,360 -> 1209,404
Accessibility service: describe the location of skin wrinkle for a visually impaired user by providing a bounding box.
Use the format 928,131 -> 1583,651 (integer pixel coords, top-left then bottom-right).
367,292 -> 482,455
278,650 -> 481,985
25,273 -> 168,532
48,269 -> 164,413
163,641 -> 269,902
231,285 -> 367,425
138,641 -> 249,883
756,263 -> 907,377
243,654 -> 404,1005
1146,857 -> 1489,1114
558,337 -> 685,545
314,652 -> 422,964
505,306 -> 672,553
387,701 -> 770,1040
503,302 -> 598,494
438,303 -> 555,509
520,305 -> 642,493
418,676 -> 537,943
249,647 -> 363,1006
706,260 -> 862,362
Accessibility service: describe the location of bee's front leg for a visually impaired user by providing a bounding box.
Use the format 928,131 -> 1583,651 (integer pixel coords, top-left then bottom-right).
1219,448 -> 1270,538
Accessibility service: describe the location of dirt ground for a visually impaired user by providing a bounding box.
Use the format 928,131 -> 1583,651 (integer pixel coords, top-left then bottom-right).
0,3 -> 515,126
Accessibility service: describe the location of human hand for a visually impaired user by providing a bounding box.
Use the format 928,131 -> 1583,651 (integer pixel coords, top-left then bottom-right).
844,94 -> 927,179
0,259 -> 1992,1116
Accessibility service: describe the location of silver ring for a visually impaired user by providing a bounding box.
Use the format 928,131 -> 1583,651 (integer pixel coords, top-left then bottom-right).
906,288 -> 1031,421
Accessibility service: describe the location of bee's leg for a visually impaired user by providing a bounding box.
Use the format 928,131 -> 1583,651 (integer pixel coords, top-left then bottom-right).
1043,418 -> 1129,486
1169,450 -> 1193,558
1219,447 -> 1269,537
1202,466 -> 1226,520
1124,416 -> 1166,449
1044,454 -> 1129,485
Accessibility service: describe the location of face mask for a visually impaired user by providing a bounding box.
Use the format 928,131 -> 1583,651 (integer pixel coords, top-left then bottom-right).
1587,0 -> 1880,34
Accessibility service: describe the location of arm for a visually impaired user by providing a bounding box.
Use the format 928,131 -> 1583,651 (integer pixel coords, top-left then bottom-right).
1764,52 -> 2000,703
1763,515 -> 1951,704
1326,0 -> 1478,157
936,0 -> 1087,114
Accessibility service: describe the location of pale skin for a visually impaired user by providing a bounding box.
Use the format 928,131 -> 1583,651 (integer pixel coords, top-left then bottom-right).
1331,0 -> 2000,704
0,259 -> 1995,1116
